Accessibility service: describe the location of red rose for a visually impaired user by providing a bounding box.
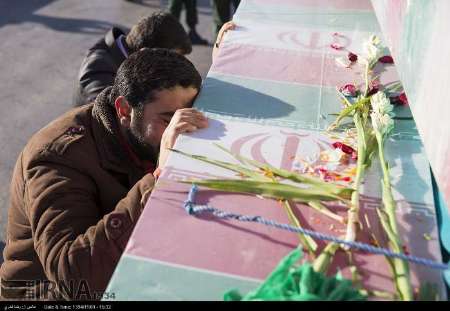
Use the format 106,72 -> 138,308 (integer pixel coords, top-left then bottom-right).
332,142 -> 356,155
378,55 -> 394,63
339,84 -> 357,97
348,52 -> 358,62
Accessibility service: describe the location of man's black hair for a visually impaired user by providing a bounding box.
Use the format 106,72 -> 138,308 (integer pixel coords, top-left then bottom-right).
110,48 -> 202,107
126,11 -> 192,54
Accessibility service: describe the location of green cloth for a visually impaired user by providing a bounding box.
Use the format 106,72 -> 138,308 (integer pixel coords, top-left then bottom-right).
224,248 -> 366,301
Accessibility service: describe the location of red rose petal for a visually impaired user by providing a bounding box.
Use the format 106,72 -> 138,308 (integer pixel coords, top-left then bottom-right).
317,167 -> 328,174
390,92 -> 409,106
332,142 -> 341,149
367,85 -> 379,96
370,79 -> 381,88
378,55 -> 394,63
399,92 -> 408,106
348,52 -> 358,62
315,167 -> 335,182
332,142 -> 356,156
339,84 -> 357,97
330,43 -> 343,50
340,144 -> 354,155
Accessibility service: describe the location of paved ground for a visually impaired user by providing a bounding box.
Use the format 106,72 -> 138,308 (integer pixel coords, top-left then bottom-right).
0,0 -> 216,263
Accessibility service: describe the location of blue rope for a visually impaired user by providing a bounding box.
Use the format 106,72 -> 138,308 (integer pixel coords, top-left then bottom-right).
184,184 -> 449,271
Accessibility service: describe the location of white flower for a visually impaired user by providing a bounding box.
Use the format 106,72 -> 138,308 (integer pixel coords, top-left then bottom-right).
363,35 -> 383,66
370,91 -> 394,116
371,111 -> 394,136
371,91 -> 395,136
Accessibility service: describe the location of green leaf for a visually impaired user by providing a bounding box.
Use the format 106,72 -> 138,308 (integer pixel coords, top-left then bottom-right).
383,81 -> 403,94
282,201 -> 318,253
328,97 -> 370,131
312,242 -> 340,274
170,148 -> 271,182
364,131 -> 378,167
375,208 -> 397,245
358,289 -> 396,300
308,201 -> 345,223
182,179 -> 351,202
214,143 -> 354,197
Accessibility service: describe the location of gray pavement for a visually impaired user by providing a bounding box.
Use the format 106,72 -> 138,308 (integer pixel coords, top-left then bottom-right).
0,0 -> 215,263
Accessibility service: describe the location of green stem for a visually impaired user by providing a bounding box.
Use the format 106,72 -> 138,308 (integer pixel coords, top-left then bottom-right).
377,136 -> 391,187
359,289 -> 396,300
327,97 -> 370,131
344,112 -> 367,246
275,168 -> 317,255
376,133 -> 413,301
312,242 -> 339,273
364,61 -> 370,97
336,88 -> 353,107
308,201 -> 345,223
283,200 -> 317,255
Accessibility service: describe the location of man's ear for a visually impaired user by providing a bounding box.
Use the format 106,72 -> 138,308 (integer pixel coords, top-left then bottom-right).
114,96 -> 132,128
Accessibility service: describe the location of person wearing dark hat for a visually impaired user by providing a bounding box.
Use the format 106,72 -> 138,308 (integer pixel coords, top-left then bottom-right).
73,11 -> 192,107
1,48 -> 208,300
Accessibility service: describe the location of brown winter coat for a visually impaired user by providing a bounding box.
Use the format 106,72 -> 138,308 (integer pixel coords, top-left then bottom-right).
0,88 -> 155,300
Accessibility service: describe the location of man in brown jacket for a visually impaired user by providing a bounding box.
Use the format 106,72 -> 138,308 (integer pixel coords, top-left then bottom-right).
0,48 -> 208,300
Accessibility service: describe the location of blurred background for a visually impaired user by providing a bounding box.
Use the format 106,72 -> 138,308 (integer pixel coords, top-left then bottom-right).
0,0 -> 216,263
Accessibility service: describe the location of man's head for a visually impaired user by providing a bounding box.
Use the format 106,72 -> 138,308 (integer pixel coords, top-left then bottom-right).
111,48 -> 202,163
126,12 -> 192,55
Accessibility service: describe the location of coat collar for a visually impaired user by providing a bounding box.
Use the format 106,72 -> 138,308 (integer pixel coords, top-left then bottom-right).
91,87 -> 149,186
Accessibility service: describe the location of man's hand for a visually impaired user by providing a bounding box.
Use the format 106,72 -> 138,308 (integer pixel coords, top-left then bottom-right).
158,108 -> 208,170
212,21 -> 237,62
